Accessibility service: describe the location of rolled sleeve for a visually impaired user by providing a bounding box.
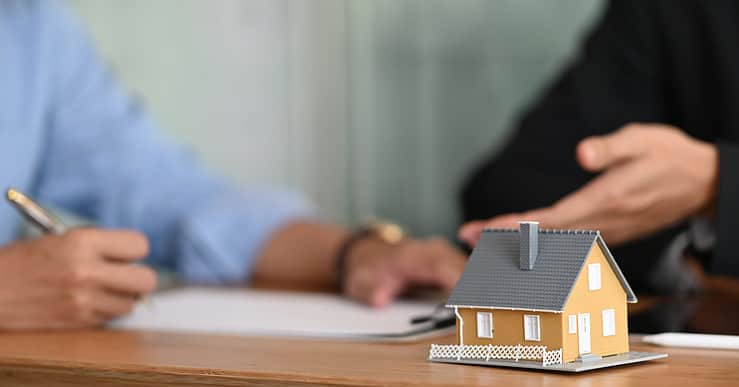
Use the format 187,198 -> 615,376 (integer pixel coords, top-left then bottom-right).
176,189 -> 314,284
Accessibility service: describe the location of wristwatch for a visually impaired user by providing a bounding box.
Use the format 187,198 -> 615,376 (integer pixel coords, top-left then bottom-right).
334,220 -> 406,291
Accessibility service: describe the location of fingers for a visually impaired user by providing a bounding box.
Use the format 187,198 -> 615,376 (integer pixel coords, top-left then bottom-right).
465,182 -> 608,235
493,159 -> 644,228
393,240 -> 466,291
369,277 -> 404,308
464,211 -> 553,235
383,249 -> 465,306
88,289 -> 139,319
481,213 -> 526,229
458,221 -> 486,247
65,229 -> 150,261
459,215 -> 534,247
503,177 -> 618,230
470,162 -> 650,244
55,288 -> 137,328
345,267 -> 400,308
0,229 -> 152,331
57,229 -> 157,296
90,261 -> 158,295
462,124 -> 667,251
577,125 -> 646,172
344,239 -> 467,308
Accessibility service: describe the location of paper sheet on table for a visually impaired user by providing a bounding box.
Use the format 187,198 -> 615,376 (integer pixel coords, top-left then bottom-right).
110,287 -> 454,342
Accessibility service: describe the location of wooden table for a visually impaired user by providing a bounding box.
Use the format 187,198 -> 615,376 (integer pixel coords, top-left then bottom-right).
1,275 -> 737,387
0,330 -> 737,386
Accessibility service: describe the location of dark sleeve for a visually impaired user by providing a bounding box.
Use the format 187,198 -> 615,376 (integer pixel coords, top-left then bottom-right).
461,0 -> 669,220
714,143 -> 739,276
460,0 -> 682,289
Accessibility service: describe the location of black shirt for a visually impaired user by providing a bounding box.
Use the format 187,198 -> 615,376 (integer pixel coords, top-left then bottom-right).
461,0 -> 739,290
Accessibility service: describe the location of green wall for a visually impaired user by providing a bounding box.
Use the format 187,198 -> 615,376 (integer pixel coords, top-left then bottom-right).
71,0 -> 604,236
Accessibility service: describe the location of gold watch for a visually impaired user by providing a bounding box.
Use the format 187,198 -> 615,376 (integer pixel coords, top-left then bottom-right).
365,220 -> 406,245
334,220 -> 406,290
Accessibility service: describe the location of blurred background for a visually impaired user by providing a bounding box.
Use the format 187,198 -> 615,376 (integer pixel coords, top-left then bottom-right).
70,0 -> 604,238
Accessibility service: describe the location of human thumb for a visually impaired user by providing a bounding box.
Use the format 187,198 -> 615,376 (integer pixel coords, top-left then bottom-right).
577,125 -> 645,172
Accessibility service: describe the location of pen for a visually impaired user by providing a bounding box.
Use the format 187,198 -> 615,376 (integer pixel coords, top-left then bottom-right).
411,302 -> 456,329
6,187 -> 152,306
6,187 -> 67,235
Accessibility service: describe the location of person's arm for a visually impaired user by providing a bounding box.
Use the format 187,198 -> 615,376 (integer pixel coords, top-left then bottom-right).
30,1 -> 467,305
459,0 -> 697,287
461,0 -> 669,222
33,1 -> 313,284
254,222 -> 466,306
251,222 -> 348,286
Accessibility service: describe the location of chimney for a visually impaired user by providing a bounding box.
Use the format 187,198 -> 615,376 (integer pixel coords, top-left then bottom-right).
519,221 -> 539,270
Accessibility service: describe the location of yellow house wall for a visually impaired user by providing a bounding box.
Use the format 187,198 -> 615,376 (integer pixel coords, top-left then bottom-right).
456,308 -> 562,354
560,241 -> 630,362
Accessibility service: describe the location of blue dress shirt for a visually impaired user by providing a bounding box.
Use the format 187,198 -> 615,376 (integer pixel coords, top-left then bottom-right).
0,1 -> 313,283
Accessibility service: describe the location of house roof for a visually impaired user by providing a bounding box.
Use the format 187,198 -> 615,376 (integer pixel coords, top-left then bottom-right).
447,228 -> 637,312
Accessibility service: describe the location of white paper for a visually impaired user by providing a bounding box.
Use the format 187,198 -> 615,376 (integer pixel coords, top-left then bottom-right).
642,332 -> 739,350
110,287 -> 453,341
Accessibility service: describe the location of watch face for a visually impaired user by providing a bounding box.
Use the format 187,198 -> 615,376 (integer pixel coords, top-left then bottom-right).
371,221 -> 405,244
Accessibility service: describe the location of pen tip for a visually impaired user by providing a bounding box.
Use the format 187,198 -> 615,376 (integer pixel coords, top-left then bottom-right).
6,188 -> 19,201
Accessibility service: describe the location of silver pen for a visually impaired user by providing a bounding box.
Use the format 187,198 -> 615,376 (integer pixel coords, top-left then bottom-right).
6,188 -> 67,235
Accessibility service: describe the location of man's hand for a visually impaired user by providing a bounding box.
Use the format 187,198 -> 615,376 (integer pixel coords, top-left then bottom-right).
0,229 -> 157,330
343,237 -> 467,307
459,124 -> 719,246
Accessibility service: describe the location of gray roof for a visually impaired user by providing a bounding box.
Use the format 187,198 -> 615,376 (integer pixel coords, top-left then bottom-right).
447,228 -> 637,312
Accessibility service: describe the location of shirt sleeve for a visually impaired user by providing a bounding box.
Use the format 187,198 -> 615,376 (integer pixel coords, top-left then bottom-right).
31,1 -> 314,283
714,142 -> 739,276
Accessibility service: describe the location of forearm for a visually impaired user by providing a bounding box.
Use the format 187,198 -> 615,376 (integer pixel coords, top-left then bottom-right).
251,221 -> 350,287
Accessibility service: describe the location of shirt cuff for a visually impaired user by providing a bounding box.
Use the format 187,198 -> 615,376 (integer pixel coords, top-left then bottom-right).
174,188 -> 315,284
713,142 -> 739,276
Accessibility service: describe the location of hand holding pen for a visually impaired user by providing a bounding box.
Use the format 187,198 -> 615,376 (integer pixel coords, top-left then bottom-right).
0,188 -> 156,330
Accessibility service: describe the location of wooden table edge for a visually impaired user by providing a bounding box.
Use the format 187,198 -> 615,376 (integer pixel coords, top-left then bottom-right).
0,355 -> 398,387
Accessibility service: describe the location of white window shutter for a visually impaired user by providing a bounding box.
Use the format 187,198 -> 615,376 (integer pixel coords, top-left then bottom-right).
476,312 -> 493,338
588,263 -> 602,290
602,309 -> 616,336
523,315 -> 541,341
568,315 -> 577,334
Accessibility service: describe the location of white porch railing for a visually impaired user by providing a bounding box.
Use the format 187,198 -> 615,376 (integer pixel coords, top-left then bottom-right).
543,348 -> 563,366
429,344 -> 563,367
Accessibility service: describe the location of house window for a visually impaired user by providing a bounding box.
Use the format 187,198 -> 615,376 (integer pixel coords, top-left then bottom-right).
588,263 -> 602,290
568,315 -> 577,334
476,312 -> 493,338
523,315 -> 541,341
602,309 -> 616,336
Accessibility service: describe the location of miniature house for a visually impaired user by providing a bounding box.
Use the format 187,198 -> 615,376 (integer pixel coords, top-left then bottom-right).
431,221 -> 637,366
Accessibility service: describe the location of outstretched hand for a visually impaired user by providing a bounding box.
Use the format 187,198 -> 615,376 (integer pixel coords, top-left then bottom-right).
459,124 -> 718,247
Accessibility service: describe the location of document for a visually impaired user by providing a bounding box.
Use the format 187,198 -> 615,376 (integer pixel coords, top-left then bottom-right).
642,332 -> 739,350
111,287 -> 453,341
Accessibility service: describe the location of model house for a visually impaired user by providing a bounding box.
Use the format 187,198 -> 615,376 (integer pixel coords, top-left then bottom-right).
431,221 -> 637,366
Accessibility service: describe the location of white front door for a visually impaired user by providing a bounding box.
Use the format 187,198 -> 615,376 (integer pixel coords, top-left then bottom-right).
578,313 -> 591,354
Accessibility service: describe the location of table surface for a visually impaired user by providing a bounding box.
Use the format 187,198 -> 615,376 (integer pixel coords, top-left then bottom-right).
0,331 -> 737,387
0,276 -> 737,387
